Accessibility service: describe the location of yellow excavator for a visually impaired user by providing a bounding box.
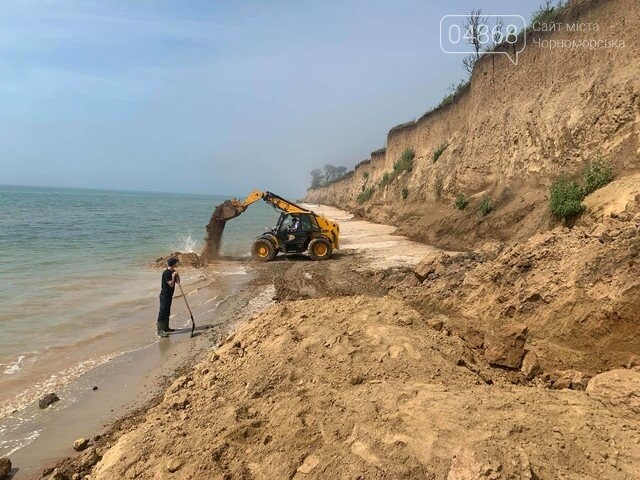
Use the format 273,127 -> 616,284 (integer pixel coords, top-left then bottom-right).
202,190 -> 339,262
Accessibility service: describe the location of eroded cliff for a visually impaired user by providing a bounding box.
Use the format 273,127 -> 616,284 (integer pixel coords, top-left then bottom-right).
304,0 -> 640,250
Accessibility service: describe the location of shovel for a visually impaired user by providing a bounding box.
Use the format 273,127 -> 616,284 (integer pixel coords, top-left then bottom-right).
177,281 -> 196,338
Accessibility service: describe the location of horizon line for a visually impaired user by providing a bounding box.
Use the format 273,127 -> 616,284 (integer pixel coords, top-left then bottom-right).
0,182 -> 244,198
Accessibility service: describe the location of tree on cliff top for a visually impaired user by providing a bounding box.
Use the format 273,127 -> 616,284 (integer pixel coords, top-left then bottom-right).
310,169 -> 325,188
324,164 -> 347,183
309,164 -> 349,188
462,9 -> 487,75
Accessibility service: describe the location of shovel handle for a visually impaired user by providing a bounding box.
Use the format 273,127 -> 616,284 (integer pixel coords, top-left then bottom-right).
178,281 -> 196,338
177,282 -> 193,317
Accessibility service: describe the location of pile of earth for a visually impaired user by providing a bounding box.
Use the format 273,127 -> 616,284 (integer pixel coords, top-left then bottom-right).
400,175 -> 640,377
267,254 -> 390,301
153,252 -> 204,268
69,296 -> 640,479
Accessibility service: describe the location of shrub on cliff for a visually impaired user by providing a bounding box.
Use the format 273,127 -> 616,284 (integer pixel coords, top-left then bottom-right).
549,179 -> 585,219
378,172 -> 392,188
357,186 -> 375,204
583,156 -> 613,195
454,194 -> 469,210
394,149 -> 415,175
433,142 -> 449,163
531,0 -> 566,27
438,80 -> 469,108
548,156 -> 613,219
402,187 -> 409,199
479,197 -> 492,216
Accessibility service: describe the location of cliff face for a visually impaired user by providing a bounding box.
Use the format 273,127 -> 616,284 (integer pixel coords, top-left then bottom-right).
305,0 -> 640,250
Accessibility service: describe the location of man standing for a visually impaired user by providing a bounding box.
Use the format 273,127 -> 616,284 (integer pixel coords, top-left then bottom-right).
157,257 -> 180,337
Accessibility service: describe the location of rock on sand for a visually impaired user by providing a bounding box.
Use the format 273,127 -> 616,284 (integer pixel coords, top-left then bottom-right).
73,438 -> 90,452
0,458 -> 11,479
39,393 -> 60,409
586,369 -> 640,415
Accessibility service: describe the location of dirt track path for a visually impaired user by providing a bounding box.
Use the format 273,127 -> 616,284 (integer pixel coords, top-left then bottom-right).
301,203 -> 447,268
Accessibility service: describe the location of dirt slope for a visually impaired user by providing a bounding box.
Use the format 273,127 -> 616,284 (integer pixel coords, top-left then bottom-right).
90,297 -> 640,480
304,0 -> 640,251
396,176 -> 639,376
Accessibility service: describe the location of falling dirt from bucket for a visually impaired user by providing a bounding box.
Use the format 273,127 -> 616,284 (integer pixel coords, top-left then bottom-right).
201,200 -> 243,261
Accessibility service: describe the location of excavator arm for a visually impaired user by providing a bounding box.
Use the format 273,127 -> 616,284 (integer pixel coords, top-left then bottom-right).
227,189 -> 311,218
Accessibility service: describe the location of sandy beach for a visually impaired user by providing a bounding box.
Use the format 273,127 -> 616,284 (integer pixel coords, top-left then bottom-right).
301,204 -> 445,267
25,202 -> 640,479
10,204 -> 442,479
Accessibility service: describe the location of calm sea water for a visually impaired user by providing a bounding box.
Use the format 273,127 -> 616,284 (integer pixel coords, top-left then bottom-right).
0,185 -> 280,415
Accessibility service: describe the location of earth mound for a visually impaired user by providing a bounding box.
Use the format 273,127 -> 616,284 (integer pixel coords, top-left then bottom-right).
154,252 -> 204,268
89,297 -> 640,479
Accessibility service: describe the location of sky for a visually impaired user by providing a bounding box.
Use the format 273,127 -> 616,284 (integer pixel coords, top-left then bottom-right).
0,0 -> 542,197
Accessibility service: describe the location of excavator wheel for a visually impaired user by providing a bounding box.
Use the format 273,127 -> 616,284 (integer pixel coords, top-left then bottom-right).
251,239 -> 276,262
308,238 -> 332,261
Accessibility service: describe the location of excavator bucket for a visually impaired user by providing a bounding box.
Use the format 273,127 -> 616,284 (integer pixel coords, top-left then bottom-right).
216,200 -> 244,221
201,200 -> 244,260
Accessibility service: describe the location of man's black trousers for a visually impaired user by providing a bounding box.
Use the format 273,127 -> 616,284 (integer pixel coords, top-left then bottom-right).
157,295 -> 173,331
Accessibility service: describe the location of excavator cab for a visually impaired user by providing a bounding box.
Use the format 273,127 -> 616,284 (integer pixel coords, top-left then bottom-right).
275,213 -> 316,254
253,211 -> 332,261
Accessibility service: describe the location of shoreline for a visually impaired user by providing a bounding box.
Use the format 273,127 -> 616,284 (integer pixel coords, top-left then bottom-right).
3,259 -> 275,479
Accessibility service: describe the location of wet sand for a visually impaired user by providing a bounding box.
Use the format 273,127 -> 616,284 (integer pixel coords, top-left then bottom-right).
3,261 -> 275,479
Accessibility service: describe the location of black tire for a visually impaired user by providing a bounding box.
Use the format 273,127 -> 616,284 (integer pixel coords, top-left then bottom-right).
308,238 -> 332,260
251,239 -> 276,262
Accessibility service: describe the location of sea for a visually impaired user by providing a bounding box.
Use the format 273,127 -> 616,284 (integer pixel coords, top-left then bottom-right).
0,185 -> 281,428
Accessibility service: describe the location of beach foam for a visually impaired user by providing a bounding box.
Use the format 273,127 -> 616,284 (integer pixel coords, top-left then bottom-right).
0,428 -> 42,457
0,342 -> 155,419
3,356 -> 26,375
